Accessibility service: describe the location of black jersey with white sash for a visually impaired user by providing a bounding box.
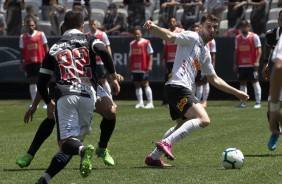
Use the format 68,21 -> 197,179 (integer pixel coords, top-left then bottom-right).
39,29 -> 101,100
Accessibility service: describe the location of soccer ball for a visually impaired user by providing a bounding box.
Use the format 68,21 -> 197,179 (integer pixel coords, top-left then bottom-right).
221,148 -> 244,169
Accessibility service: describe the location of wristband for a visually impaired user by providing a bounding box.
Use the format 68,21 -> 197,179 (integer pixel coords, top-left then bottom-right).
270,102 -> 280,112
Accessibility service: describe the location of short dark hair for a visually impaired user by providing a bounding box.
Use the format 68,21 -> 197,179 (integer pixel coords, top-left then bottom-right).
64,10 -> 84,30
200,14 -> 219,24
240,20 -> 250,27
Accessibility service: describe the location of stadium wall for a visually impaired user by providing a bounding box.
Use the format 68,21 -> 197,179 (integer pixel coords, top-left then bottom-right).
0,36 -> 269,100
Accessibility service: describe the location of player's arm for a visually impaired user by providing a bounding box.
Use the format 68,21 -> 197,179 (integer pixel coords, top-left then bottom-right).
206,74 -> 249,101
254,47 -> 262,69
143,20 -> 176,43
24,91 -> 41,123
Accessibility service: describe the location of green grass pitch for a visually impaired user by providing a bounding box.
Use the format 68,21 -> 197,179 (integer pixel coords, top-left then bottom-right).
1,100 -> 282,184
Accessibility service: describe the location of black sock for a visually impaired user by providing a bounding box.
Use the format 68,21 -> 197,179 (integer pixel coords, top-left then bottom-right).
98,117 -> 116,148
46,151 -> 72,179
27,118 -> 55,156
61,138 -> 83,155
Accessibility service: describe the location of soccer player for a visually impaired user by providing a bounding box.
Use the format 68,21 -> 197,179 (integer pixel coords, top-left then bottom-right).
161,17 -> 184,105
143,14 -> 249,167
262,10 -> 282,151
85,18 -> 113,101
34,11 -> 120,183
128,26 -> 154,109
233,20 -> 262,109
269,28 -> 282,152
19,18 -> 49,108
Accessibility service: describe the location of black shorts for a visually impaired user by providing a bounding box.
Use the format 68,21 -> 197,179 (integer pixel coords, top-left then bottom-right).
25,63 -> 41,78
131,72 -> 149,82
164,84 -> 199,120
237,67 -> 258,81
195,70 -> 207,85
97,64 -> 107,79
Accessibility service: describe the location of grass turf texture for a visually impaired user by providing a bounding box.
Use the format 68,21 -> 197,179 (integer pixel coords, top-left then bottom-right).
1,100 -> 282,184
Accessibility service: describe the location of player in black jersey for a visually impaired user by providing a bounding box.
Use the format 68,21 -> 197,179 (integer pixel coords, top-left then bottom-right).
262,10 -> 282,151
34,11 -> 120,183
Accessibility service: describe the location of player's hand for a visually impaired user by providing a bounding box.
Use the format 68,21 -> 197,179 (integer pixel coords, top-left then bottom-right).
47,100 -> 55,119
262,65 -> 270,81
110,79 -> 120,96
115,73 -> 124,83
235,90 -> 249,102
24,106 -> 37,123
269,111 -> 282,135
143,20 -> 155,30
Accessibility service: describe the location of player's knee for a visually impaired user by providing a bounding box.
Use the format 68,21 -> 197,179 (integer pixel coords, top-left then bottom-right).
103,106 -> 116,120
199,117 -> 210,128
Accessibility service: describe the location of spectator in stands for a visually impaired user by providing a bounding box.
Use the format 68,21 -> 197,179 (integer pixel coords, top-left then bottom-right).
128,26 -> 154,109
103,3 -> 125,36
0,13 -> 6,36
72,0 -> 89,20
4,0 -> 25,36
19,18 -> 49,108
49,0 -> 65,36
203,0 -> 225,20
120,0 -> 151,34
180,0 -> 203,30
41,0 -> 55,21
234,0 -> 268,36
225,0 -> 244,30
233,20 -> 262,109
24,5 -> 39,24
158,0 -> 181,28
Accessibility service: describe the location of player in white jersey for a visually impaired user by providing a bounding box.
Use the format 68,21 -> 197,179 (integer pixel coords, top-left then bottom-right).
269,33 -> 282,150
143,14 -> 249,167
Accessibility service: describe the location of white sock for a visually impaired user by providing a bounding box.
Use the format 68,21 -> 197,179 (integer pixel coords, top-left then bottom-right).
239,85 -> 247,93
135,88 -> 143,104
252,82 -> 261,104
29,84 -> 37,103
196,85 -> 203,101
150,127 -> 175,160
43,173 -> 51,183
102,81 -> 112,99
165,118 -> 202,145
202,83 -> 210,102
144,86 -> 153,104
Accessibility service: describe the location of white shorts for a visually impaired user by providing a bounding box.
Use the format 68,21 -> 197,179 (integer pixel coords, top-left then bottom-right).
56,87 -> 96,141
97,84 -> 110,99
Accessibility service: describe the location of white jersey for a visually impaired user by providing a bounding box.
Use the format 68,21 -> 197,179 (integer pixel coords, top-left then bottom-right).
166,31 -> 216,90
208,39 -> 216,53
272,33 -> 282,62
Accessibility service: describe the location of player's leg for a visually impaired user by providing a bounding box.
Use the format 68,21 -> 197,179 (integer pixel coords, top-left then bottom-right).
133,73 -> 144,108
97,65 -> 112,99
201,78 -> 209,108
251,69 -> 262,108
35,151 -> 72,184
56,95 -> 95,178
267,93 -> 282,151
156,85 -> 210,160
235,68 -> 247,108
95,85 -> 116,166
142,77 -> 154,109
16,118 -> 55,168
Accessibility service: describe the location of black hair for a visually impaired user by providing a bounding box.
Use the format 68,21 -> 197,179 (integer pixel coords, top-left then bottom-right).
200,14 -> 219,24
63,10 -> 84,30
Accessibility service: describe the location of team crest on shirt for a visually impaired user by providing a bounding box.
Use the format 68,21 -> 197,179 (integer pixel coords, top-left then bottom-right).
193,58 -> 200,71
177,97 -> 188,111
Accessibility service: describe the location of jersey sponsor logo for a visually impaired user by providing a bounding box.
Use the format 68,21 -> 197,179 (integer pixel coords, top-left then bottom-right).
177,97 -> 188,112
